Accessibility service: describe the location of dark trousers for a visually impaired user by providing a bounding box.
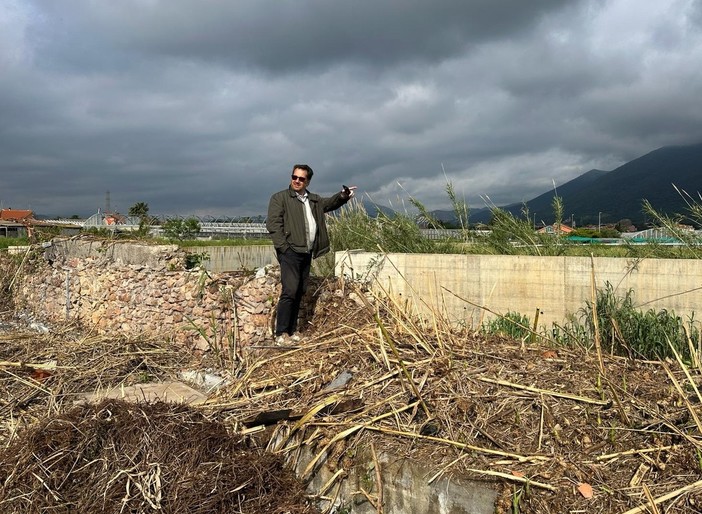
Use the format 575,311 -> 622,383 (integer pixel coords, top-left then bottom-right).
275,249 -> 312,336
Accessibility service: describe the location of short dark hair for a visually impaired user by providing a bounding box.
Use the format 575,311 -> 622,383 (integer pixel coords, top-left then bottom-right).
292,164 -> 314,180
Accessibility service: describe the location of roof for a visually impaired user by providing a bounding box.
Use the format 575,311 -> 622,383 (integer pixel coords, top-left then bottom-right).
0,209 -> 34,221
537,223 -> 575,234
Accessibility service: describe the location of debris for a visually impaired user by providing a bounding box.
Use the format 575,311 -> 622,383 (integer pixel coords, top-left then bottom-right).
577,482 -> 594,499
29,321 -> 49,334
321,370 -> 354,392
75,381 -> 208,405
1,276 -> 702,513
0,399 -> 317,514
179,369 -> 229,391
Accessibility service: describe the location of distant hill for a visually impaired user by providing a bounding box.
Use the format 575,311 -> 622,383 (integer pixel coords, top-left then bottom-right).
461,143 -> 702,227
361,199 -> 398,218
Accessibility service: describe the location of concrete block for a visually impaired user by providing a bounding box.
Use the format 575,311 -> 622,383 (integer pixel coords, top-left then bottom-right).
76,381 -> 207,405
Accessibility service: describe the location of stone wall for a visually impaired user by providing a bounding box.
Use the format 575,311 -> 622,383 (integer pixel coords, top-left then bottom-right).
14,239 -> 295,351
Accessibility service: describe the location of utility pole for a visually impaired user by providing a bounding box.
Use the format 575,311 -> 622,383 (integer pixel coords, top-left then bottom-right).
598,212 -> 602,233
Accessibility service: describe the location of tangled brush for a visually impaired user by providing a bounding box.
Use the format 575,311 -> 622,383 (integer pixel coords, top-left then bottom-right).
0,399 -> 316,514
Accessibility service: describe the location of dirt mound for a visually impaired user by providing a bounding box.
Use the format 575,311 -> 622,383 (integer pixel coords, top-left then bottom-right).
0,398 -> 316,514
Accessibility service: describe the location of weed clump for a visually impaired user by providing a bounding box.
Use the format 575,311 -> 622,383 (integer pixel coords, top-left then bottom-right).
481,282 -> 701,362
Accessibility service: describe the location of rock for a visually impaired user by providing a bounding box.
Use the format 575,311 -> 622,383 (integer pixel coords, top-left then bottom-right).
179,370 -> 229,391
348,292 -> 365,308
29,322 -> 50,334
322,370 -> 354,392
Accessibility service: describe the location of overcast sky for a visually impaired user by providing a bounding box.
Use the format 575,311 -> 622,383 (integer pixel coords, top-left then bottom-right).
2,0 -> 701,218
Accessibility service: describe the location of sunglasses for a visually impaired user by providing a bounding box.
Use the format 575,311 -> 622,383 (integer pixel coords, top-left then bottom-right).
291,175 -> 307,182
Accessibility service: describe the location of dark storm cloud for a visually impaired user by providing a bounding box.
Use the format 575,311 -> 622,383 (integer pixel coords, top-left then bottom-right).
2,0 -> 702,218
34,0 -> 570,73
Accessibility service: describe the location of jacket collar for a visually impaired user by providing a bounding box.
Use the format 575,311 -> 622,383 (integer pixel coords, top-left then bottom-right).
287,186 -> 318,201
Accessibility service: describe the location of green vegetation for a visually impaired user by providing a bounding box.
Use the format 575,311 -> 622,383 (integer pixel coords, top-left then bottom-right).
128,202 -> 150,221
328,179 -> 480,254
328,200 -> 456,254
328,180 -> 702,260
329,195 -> 576,256
0,229 -> 61,246
482,311 -> 532,340
184,251 -> 210,270
642,185 -> 702,259
480,282 -> 700,362
582,283 -> 698,360
128,202 -> 154,236
571,227 -> 620,238
0,237 -> 29,250
161,218 -> 201,240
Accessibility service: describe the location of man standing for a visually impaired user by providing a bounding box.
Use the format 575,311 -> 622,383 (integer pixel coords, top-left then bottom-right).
267,164 -> 356,345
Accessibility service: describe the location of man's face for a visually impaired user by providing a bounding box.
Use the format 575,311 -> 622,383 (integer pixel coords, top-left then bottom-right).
290,168 -> 309,193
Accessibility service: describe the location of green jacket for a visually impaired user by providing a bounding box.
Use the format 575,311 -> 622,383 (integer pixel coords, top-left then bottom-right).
266,187 -> 348,258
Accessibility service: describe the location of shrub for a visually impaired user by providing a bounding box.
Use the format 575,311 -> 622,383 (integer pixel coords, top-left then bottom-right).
482,311 -> 532,340
543,282 -> 700,361
162,218 -> 201,240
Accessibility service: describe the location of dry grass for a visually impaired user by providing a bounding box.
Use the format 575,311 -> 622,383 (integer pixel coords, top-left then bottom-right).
0,399 -> 314,513
1,278 -> 702,513
212,282 -> 702,513
0,327 -> 315,513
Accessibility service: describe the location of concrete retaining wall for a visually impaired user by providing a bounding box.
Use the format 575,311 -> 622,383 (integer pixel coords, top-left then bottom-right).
334,251 -> 702,328
185,245 -> 276,273
299,446 -> 498,514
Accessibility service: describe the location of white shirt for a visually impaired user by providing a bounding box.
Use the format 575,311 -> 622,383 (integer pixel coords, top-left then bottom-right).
297,192 -> 317,252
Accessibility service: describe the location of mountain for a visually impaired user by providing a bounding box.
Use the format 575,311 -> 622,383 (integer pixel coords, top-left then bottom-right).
463,143 -> 702,227
361,199 -> 398,218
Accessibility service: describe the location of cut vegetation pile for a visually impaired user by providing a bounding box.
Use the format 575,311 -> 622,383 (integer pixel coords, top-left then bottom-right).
0,399 -> 314,514
1,278 -> 702,513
